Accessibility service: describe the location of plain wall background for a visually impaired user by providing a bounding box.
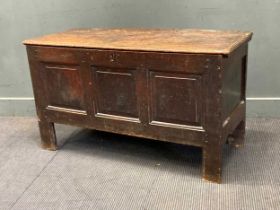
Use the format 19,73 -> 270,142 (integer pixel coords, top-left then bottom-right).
0,0 -> 280,116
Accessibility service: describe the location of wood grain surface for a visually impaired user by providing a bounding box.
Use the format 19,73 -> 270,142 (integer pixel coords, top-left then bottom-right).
23,28 -> 252,55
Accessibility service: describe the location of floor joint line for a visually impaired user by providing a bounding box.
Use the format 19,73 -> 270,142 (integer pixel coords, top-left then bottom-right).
9,151 -> 60,209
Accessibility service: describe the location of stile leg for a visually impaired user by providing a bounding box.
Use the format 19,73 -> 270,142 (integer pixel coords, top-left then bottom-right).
202,143 -> 223,183
229,120 -> 245,148
38,120 -> 57,151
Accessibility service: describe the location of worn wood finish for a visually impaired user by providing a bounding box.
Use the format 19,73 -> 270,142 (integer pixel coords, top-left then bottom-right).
24,28 -> 252,183
23,28 -> 252,55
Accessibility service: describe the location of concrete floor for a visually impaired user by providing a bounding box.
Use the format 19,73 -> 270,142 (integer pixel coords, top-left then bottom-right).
0,117 -> 279,210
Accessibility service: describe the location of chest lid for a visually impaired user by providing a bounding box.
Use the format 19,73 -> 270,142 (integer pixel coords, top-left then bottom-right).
23,28 -> 252,55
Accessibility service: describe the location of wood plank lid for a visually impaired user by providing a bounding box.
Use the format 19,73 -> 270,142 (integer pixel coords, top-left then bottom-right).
23,28 -> 253,55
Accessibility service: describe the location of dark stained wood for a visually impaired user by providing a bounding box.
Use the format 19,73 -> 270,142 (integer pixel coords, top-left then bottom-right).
149,71 -> 202,126
229,120 -> 245,148
43,63 -> 85,110
203,143 -> 223,183
93,67 -> 139,119
221,44 -> 248,120
38,120 -> 57,150
24,28 -> 253,183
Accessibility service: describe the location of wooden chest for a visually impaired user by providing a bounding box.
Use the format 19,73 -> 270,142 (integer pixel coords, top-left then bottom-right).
23,28 -> 253,183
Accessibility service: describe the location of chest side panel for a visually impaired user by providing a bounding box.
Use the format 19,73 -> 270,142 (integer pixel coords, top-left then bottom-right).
222,45 -> 248,120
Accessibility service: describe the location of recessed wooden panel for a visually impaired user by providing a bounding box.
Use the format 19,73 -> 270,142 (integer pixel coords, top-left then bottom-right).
149,71 -> 202,127
221,45 -> 247,119
93,67 -> 139,120
42,64 -> 85,110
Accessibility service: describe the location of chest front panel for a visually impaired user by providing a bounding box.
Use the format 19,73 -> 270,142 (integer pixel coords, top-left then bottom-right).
27,46 -> 220,145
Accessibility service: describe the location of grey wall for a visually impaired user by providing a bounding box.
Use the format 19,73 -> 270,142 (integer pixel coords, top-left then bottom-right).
1,0 -> 280,116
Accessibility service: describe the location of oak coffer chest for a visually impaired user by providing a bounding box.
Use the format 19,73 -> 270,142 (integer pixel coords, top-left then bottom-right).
23,28 -> 253,183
